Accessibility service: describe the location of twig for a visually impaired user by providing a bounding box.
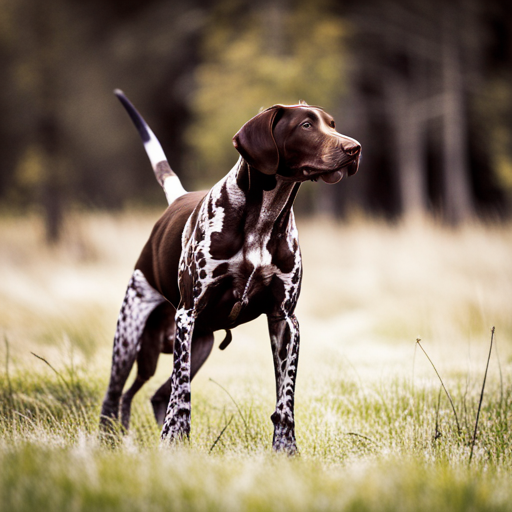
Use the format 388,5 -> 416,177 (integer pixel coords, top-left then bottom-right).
209,414 -> 234,453
416,338 -> 461,436
469,326 -> 495,464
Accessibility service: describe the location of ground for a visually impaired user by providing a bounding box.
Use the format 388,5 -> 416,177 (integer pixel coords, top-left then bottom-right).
1,211 -> 511,511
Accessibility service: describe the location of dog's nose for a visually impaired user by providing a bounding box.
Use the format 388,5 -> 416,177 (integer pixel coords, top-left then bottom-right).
344,142 -> 361,157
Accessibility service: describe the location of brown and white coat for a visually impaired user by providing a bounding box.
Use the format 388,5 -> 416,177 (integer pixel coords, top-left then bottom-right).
100,92 -> 361,453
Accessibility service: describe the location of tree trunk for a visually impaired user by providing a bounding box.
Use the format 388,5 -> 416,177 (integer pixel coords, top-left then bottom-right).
441,5 -> 473,224
34,0 -> 65,244
387,78 -> 428,218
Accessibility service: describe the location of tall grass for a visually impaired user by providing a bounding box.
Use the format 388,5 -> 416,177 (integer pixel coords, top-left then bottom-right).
1,211 -> 512,511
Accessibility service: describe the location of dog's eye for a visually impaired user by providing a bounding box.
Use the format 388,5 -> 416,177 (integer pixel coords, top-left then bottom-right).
330,120 -> 336,128
301,122 -> 312,129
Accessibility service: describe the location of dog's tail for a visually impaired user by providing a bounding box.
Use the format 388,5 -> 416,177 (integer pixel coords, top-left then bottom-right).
114,89 -> 186,205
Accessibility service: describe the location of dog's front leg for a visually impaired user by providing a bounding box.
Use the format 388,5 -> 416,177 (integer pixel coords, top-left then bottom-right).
268,314 -> 300,454
160,307 -> 195,442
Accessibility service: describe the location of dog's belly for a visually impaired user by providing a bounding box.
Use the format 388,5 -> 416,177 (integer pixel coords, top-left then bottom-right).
196,293 -> 266,331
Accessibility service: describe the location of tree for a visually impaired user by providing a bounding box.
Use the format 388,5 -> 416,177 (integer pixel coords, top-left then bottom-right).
337,0 -> 508,221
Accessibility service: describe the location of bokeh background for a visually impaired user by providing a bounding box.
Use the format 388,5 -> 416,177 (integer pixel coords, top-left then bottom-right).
1,4 -> 512,507
1,0 -> 512,242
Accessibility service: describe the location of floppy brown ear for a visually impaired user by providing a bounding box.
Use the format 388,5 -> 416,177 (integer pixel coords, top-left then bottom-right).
232,106 -> 282,175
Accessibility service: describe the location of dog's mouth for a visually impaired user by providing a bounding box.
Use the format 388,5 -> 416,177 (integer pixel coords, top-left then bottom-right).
302,156 -> 360,184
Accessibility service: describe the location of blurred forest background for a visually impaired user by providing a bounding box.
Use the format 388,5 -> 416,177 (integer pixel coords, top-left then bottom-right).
1,0 -> 511,242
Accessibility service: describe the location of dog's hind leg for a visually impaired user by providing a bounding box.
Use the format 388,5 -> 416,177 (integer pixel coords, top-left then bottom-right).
150,379 -> 171,426
100,270 -> 165,430
151,328 -> 214,426
120,301 -> 175,430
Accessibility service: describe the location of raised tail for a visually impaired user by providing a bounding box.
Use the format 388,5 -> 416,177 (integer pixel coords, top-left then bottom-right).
114,89 -> 186,205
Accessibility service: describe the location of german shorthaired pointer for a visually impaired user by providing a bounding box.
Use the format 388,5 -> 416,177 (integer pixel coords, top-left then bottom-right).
100,91 -> 361,453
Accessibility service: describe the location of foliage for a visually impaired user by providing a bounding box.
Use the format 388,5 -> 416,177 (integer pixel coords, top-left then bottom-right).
1,0 -> 512,231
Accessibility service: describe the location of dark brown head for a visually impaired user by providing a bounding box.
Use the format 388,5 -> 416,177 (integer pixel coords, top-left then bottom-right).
233,103 -> 361,184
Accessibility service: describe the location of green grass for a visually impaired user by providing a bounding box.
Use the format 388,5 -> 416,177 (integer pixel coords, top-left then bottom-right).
1,212 -> 512,511
2,446 -> 512,512
1,353 -> 512,511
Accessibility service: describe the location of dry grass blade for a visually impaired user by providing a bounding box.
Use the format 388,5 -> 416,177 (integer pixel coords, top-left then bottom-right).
209,415 -> 234,453
30,352 -> 74,393
434,386 -> 443,441
416,338 -> 461,436
345,432 -> 378,446
469,326 -> 495,464
209,378 -> 249,433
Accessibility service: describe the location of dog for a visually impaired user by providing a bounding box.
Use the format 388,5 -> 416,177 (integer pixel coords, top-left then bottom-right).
100,91 -> 361,453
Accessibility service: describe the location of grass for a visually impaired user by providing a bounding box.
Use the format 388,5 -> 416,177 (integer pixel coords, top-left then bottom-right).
1,210 -> 512,511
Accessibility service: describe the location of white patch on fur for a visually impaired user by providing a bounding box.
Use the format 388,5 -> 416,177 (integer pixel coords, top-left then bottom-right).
208,185 -> 225,235
143,130 -> 167,169
180,159 -> 246,284
163,175 -> 187,204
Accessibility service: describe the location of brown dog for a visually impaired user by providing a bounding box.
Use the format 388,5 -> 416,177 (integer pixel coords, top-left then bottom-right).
100,92 -> 360,453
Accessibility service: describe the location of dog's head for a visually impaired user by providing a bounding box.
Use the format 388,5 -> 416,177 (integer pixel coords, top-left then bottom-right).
233,102 -> 361,184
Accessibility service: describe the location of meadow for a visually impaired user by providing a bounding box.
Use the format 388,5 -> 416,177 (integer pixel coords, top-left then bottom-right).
1,210 -> 511,511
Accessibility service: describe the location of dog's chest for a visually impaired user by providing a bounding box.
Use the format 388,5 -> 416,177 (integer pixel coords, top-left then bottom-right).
200,211 -> 296,293
180,176 -> 301,317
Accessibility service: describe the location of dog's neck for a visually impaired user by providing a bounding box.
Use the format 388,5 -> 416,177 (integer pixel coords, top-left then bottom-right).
234,158 -> 300,234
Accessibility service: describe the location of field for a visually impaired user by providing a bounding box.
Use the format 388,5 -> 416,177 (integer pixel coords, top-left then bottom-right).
1,211 -> 512,511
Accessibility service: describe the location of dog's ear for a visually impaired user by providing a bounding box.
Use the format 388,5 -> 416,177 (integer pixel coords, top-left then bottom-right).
233,106 -> 282,175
